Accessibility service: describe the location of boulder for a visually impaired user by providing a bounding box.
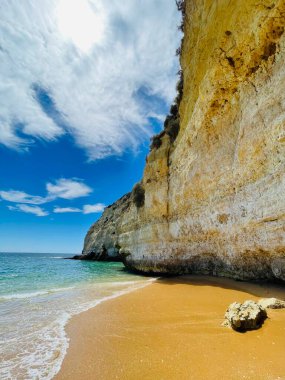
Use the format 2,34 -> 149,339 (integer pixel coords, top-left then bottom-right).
223,300 -> 267,332
258,298 -> 285,309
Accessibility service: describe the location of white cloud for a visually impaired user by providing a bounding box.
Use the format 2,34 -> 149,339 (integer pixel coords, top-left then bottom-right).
53,203 -> 106,214
46,178 -> 92,200
54,207 -> 81,213
3,187 -> 106,215
0,0 -> 181,159
83,203 -> 105,214
8,204 -> 49,217
0,190 -> 47,204
0,178 -> 92,205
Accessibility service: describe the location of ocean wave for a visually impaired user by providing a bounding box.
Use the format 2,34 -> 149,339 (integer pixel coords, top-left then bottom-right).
0,279 -> 155,380
0,273 -> 19,278
50,256 -> 65,259
0,286 -> 75,301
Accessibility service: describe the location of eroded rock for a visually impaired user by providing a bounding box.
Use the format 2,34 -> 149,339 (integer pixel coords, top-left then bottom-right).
79,193 -> 131,261
258,298 -> 285,309
223,301 -> 267,331
82,0 -> 285,280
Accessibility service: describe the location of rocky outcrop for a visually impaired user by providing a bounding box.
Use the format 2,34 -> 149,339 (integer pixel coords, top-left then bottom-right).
223,301 -> 267,331
80,193 -> 131,261
82,0 -> 285,280
258,297 -> 285,309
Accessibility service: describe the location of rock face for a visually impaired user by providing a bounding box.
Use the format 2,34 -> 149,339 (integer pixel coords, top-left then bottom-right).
223,301 -> 267,331
82,0 -> 285,280
258,298 -> 285,309
80,193 -> 131,261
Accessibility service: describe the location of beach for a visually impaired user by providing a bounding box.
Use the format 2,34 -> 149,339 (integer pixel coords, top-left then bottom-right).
0,254 -> 150,379
56,276 -> 285,380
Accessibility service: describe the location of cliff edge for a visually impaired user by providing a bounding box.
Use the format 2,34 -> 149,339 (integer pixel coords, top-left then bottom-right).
82,0 -> 285,281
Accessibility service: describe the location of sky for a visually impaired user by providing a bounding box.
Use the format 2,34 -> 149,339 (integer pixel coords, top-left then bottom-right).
0,0 -> 181,253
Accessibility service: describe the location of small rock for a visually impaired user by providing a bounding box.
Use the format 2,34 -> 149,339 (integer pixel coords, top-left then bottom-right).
258,298 -> 285,309
223,300 -> 267,332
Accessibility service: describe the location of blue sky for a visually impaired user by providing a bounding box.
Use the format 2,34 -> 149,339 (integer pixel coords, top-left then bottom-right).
0,0 -> 181,253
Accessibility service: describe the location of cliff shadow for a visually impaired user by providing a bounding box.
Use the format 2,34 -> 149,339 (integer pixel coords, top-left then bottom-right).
154,274 -> 285,300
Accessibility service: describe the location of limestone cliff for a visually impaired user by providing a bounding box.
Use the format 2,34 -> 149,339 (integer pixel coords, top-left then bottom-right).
82,0 -> 285,281
79,193 -> 131,261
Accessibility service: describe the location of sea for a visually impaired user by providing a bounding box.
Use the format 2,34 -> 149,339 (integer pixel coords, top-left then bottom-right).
0,252 -> 152,380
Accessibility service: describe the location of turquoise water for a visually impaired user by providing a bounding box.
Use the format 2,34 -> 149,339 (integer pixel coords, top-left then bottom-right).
0,252 -> 151,379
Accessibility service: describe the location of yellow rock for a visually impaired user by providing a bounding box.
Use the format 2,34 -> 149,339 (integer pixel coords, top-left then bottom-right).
83,0 -> 285,281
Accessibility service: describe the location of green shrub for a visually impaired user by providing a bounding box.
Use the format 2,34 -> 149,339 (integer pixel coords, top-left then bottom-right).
149,48 -> 183,151
176,1 -> 186,32
170,103 -> 178,117
165,117 -> 180,143
176,0 -> 185,13
150,104 -> 180,151
132,183 -> 145,208
175,72 -> 184,105
176,47 -> 181,56
176,73 -> 183,96
150,134 -> 163,150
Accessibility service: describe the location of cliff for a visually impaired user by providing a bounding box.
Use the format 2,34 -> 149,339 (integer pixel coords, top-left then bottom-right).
78,193 -> 131,261
82,0 -> 285,281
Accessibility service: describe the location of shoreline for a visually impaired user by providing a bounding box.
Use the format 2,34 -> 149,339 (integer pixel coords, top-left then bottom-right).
55,275 -> 285,380
49,277 -> 156,379
0,261 -> 154,380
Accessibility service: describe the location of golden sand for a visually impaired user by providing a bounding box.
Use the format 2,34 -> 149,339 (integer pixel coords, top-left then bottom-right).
55,276 -> 285,380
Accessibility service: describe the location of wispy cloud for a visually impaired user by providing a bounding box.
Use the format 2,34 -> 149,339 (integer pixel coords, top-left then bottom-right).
47,178 -> 92,200
2,178 -> 106,216
0,190 -> 47,205
0,0 -> 181,159
1,178 -> 92,205
83,203 -> 105,214
8,204 -> 49,217
53,207 -> 81,213
53,203 -> 105,214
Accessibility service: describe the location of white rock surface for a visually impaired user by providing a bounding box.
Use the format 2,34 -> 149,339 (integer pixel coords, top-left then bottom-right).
258,298 -> 285,309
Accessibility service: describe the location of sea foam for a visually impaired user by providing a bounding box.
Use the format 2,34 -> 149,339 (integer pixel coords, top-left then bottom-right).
0,252 -> 154,380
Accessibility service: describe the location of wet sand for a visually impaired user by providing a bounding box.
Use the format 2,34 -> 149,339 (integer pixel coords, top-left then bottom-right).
55,276 -> 285,380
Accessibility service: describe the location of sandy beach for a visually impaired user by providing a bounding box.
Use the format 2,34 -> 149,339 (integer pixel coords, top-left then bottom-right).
56,276 -> 285,380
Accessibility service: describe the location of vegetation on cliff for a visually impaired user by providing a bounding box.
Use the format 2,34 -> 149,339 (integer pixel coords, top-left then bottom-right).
150,1 -> 184,151
132,183 -> 145,208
